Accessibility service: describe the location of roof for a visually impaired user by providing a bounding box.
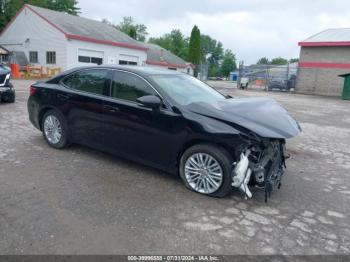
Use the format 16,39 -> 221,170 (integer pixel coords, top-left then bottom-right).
0,45 -> 9,55
53,65 -> 184,79
299,28 -> 350,47
1,4 -> 147,51
339,73 -> 350,78
143,43 -> 189,68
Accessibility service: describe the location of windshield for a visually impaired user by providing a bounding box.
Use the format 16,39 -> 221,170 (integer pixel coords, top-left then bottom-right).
152,74 -> 225,106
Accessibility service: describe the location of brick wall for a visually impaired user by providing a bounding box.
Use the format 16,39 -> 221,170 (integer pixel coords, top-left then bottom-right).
296,67 -> 347,96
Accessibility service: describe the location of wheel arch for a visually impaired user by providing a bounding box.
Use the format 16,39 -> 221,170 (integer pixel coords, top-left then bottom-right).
38,106 -> 60,131
175,138 -> 235,173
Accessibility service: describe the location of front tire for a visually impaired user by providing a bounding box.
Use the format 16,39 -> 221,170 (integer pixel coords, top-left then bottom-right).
41,110 -> 68,149
179,144 -> 233,198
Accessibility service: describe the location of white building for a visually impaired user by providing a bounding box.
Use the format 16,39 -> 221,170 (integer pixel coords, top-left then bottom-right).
0,4 -> 193,75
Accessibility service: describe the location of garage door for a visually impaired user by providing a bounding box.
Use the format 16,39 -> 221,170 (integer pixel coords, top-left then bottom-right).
78,49 -> 104,65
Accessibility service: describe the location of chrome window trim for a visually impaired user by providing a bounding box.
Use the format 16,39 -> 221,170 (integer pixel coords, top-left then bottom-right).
59,67 -> 172,111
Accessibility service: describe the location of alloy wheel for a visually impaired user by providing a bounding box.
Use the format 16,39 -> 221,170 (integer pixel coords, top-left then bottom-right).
43,115 -> 62,144
184,153 -> 223,194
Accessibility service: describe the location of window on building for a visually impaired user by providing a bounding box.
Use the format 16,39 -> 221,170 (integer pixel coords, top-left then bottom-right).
119,60 -> 137,66
111,71 -> 155,102
91,57 -> 103,65
46,51 -> 56,64
78,56 -> 103,65
0,55 -> 9,63
78,56 -> 90,63
168,67 -> 177,71
61,69 -> 108,95
29,51 -> 38,63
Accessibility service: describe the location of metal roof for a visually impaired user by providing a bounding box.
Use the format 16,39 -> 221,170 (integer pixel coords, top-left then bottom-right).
299,28 -> 350,47
25,5 -> 147,51
143,43 -> 188,67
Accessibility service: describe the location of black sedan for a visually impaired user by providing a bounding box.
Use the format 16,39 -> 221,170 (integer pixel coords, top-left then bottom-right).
0,64 -> 15,103
27,66 -> 301,200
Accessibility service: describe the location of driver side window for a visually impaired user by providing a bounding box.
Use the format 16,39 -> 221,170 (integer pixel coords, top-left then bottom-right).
111,71 -> 156,102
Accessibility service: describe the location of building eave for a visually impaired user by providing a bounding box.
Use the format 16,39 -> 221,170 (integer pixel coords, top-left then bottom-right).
299,41 -> 350,47
1,4 -> 148,52
299,62 -> 350,69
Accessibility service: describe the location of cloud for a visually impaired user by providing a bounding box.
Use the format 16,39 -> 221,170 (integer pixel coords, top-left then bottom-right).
78,0 -> 350,64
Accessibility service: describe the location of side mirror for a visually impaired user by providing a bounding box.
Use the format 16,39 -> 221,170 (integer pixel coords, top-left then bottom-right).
137,95 -> 161,110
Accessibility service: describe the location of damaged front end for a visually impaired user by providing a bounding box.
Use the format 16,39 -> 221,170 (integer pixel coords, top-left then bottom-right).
232,138 -> 287,202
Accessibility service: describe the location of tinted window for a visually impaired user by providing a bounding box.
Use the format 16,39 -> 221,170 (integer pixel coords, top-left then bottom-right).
111,71 -> 155,102
62,69 -> 108,95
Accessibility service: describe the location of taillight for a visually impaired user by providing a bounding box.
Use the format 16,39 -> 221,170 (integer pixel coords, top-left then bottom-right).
29,86 -> 37,96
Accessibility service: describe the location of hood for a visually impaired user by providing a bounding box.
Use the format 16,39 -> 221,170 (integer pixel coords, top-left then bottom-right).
185,97 -> 301,139
0,65 -> 10,75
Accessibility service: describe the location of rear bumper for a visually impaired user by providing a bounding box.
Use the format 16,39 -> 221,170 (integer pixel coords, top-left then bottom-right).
269,83 -> 287,89
27,96 -> 41,130
0,85 -> 15,98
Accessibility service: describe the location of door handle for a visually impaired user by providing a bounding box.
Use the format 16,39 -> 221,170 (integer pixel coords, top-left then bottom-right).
104,105 -> 119,113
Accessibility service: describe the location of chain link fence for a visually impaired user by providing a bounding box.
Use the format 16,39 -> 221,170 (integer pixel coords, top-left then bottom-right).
197,64 -> 209,81
236,63 -> 298,91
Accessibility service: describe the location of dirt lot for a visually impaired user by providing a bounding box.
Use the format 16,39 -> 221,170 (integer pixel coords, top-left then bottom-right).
0,79 -> 349,255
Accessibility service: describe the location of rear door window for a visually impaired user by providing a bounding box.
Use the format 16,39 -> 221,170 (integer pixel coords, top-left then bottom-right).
62,69 -> 108,95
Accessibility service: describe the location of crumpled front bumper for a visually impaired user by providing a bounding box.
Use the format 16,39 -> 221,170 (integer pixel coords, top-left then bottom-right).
231,140 -> 286,202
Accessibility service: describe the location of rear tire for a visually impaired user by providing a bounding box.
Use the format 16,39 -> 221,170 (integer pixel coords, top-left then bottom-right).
41,110 -> 68,149
179,144 -> 233,198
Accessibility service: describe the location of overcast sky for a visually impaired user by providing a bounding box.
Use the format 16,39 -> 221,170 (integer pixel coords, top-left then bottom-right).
78,0 -> 350,64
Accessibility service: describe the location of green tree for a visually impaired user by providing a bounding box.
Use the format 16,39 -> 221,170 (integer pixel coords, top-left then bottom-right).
47,0 -> 79,15
148,35 -> 172,52
0,0 -> 80,32
168,29 -> 187,59
188,25 -> 201,76
128,27 -> 137,39
221,49 -> 236,77
116,16 -> 148,42
148,29 -> 188,60
270,57 -> 288,65
201,34 -> 224,76
289,58 -> 299,63
257,57 -> 270,65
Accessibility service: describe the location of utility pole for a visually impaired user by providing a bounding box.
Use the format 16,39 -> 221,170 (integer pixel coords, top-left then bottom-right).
237,61 -> 244,88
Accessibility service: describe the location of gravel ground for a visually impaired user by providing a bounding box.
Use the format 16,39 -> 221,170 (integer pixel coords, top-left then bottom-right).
0,79 -> 349,255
